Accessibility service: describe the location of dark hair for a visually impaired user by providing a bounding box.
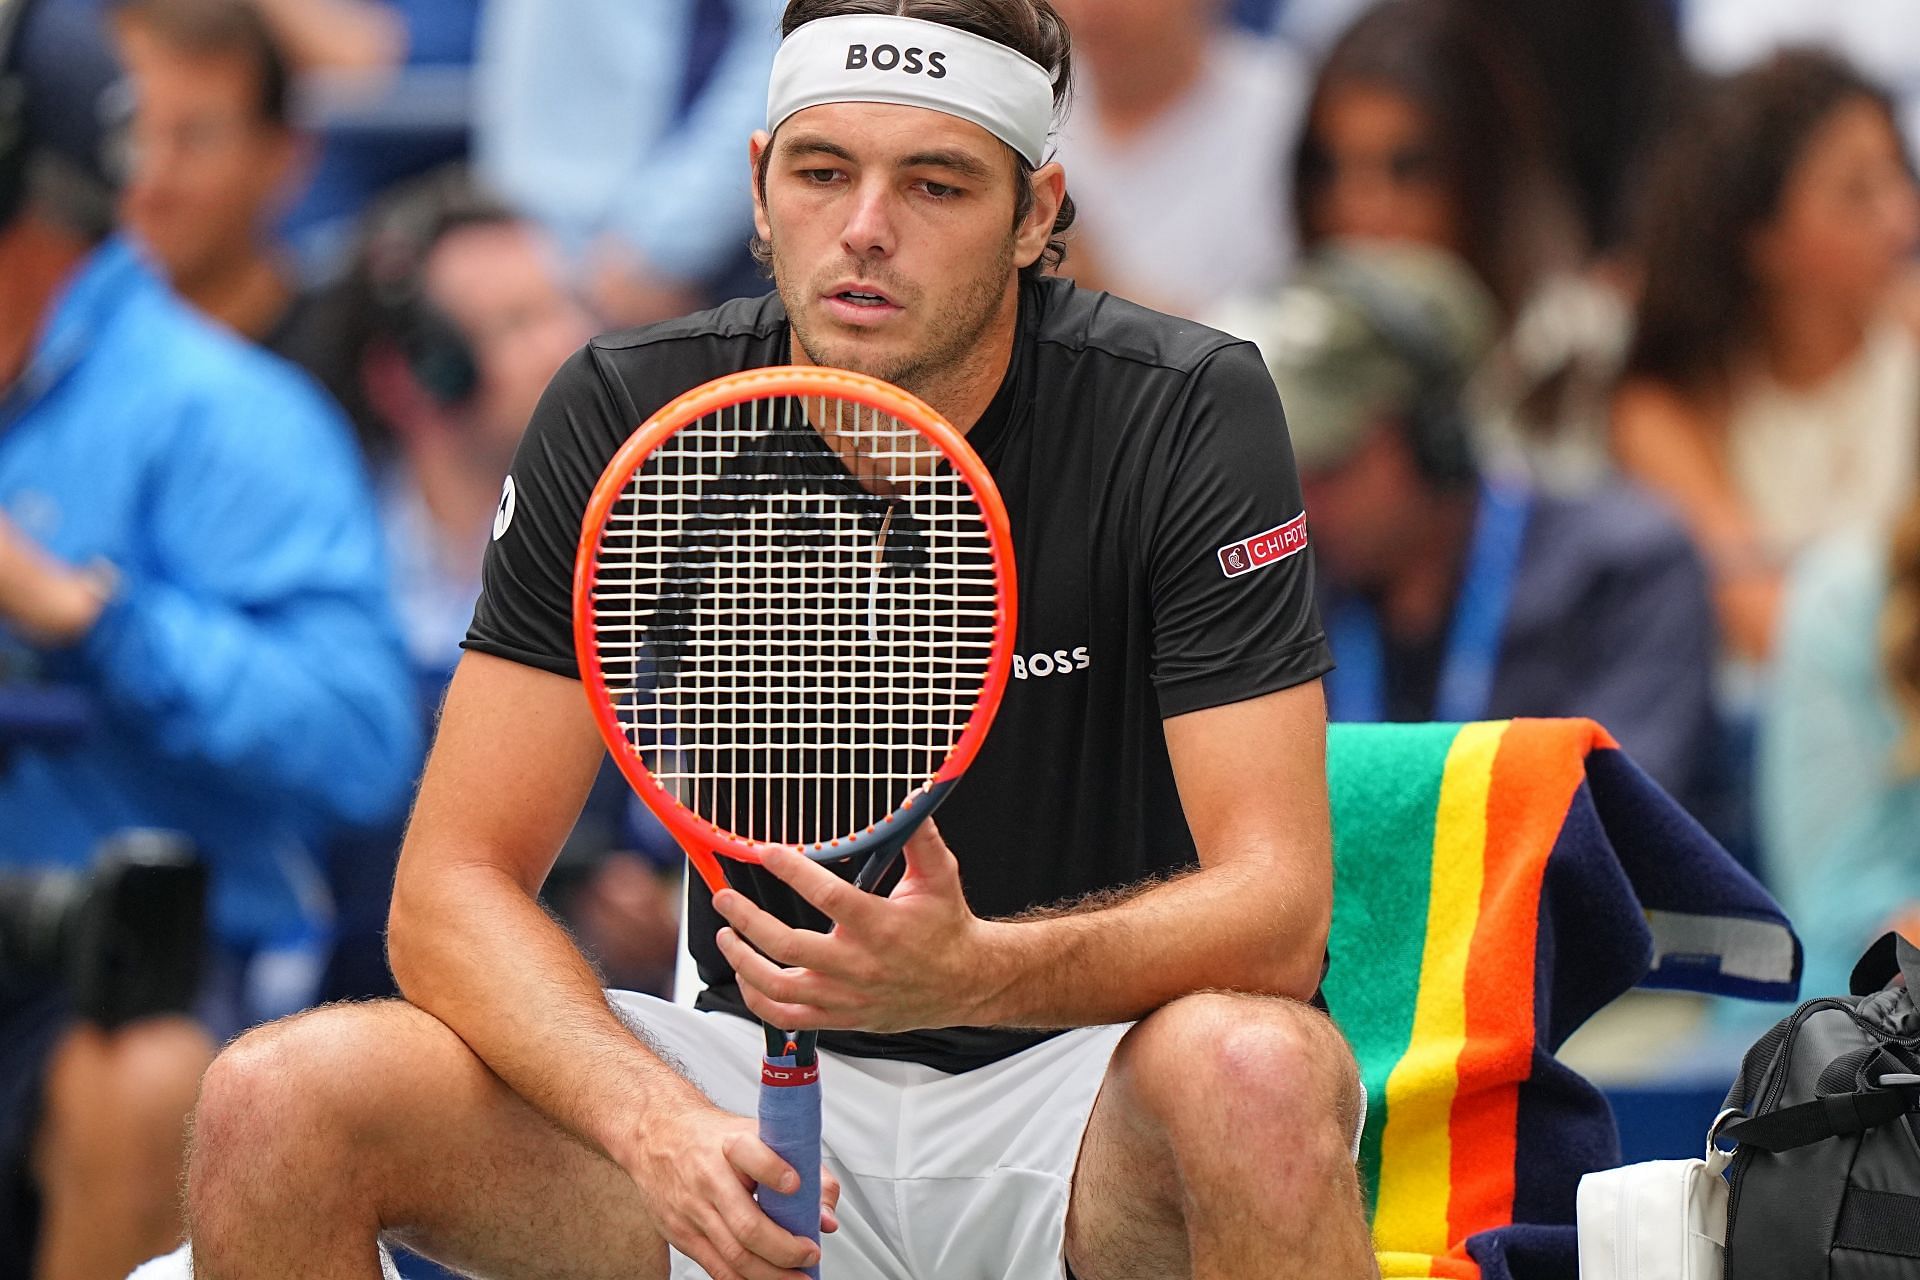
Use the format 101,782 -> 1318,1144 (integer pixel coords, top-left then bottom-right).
111,0 -> 292,129
1292,0 -> 1578,315
752,0 -> 1075,283
1623,49 -> 1907,400
1445,0 -> 1694,256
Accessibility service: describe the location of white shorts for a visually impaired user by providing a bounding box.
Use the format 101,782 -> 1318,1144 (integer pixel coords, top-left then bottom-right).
608,991 -> 1130,1280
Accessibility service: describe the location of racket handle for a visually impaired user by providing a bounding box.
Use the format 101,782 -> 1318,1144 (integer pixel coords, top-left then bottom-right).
757,1053 -> 823,1278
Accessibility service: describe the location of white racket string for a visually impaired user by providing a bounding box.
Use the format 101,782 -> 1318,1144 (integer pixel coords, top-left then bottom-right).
589,392 -> 999,852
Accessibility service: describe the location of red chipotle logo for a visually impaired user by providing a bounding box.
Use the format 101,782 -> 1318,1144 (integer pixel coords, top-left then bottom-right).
1217,513 -> 1309,579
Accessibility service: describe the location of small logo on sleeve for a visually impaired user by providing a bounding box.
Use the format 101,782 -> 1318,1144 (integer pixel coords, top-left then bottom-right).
1217,513 -> 1308,579
492,476 -> 517,541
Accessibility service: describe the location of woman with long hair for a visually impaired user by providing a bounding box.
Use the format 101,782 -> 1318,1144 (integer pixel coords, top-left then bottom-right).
1290,0 -> 1580,318
1615,50 -> 1920,661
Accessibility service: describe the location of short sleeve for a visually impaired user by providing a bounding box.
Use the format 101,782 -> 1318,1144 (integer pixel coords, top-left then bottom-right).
464,344 -> 629,678
1145,341 -> 1332,717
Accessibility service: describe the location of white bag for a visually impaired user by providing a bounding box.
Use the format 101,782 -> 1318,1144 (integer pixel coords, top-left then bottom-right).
1575,1111 -> 1735,1280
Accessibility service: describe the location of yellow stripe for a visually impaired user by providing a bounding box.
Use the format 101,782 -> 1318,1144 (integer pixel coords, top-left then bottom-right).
1371,721 -> 1503,1255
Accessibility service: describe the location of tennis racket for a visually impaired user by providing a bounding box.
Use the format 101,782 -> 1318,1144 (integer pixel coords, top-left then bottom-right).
572,366 -> 1017,1273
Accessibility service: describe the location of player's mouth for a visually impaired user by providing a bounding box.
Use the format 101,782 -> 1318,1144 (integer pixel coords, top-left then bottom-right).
823,283 -> 903,326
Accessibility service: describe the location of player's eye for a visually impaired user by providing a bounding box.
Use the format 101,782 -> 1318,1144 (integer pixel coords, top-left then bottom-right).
800,168 -> 843,185
919,181 -> 963,200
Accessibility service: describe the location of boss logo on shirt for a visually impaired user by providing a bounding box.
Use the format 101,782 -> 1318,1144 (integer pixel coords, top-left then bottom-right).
1012,646 -> 1090,680
845,44 -> 949,77
1218,513 -> 1308,579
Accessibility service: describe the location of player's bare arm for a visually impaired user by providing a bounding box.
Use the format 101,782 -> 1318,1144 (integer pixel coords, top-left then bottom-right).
715,678 -> 1332,1032
388,652 -> 838,1278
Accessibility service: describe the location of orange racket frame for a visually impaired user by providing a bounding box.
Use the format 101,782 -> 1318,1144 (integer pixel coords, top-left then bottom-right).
572,366 -> 1019,894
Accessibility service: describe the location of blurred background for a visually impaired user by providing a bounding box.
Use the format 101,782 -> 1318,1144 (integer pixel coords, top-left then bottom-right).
3,0 -> 1919,1275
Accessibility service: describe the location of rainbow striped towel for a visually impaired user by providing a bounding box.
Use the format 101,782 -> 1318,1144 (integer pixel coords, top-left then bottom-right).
1323,719 -> 1798,1280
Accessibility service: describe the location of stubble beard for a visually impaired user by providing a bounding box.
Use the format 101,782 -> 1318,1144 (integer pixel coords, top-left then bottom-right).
773,234 -> 1017,399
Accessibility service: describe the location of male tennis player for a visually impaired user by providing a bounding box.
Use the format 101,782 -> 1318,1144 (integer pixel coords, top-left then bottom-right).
182,2 -> 1376,1277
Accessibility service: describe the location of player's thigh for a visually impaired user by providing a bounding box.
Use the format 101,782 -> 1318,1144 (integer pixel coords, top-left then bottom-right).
193,998 -> 667,1279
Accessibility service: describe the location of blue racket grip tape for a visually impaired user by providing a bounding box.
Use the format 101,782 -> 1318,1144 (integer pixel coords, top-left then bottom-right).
757,1054 -> 823,1277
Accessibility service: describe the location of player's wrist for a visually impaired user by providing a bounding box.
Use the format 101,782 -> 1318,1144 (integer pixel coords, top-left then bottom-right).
960,919 -> 1040,1027
601,1080 -> 719,1173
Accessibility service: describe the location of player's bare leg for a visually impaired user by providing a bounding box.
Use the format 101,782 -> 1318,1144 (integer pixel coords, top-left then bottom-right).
1065,991 -> 1379,1280
33,1017 -> 211,1280
185,999 -> 675,1280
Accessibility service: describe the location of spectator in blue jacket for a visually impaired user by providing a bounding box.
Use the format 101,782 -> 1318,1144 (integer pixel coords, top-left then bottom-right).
0,2 -> 418,1273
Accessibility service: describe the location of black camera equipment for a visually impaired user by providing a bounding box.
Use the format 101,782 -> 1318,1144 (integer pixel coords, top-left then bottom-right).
0,830 -> 207,1028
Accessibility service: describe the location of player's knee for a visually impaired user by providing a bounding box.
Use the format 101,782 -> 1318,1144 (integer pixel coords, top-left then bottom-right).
1121,992 -> 1360,1146
189,1003 -> 395,1206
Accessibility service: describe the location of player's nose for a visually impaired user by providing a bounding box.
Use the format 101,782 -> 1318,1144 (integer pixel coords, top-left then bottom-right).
839,181 -> 899,260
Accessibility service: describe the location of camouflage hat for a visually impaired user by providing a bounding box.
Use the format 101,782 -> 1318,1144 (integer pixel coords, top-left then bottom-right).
1215,241 -> 1500,474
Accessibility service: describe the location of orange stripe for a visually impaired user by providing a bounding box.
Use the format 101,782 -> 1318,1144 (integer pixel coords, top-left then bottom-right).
1443,719 -> 1592,1247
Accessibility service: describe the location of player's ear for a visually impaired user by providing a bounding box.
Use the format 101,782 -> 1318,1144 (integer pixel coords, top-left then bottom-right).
1014,160 -> 1065,271
750,130 -> 774,245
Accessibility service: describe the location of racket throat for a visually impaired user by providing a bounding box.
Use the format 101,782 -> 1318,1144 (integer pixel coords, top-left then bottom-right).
849,778 -> 953,894
764,1024 -> 819,1067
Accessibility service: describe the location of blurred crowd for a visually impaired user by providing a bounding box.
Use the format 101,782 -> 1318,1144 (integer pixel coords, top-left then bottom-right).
3,0 -> 1920,1275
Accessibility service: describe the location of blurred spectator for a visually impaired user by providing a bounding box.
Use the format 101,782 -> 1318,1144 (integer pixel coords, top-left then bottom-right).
1049,0 -> 1306,316
1289,0 -> 1629,491
1614,50 -> 1920,662
247,0 -> 406,73
1452,0 -> 1693,261
111,0 -> 318,359
474,0 -> 780,325
1221,243 -> 1718,809
313,167 -> 590,690
274,0 -> 480,278
0,0 -> 415,1273
1291,0 -> 1581,319
1685,0 -> 1920,166
1761,502 -> 1920,999
308,167 -> 681,998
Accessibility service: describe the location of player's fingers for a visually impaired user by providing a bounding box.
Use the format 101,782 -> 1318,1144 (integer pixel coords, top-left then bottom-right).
758,847 -> 879,927
711,1140 -> 823,1275
676,1234 -> 749,1280
736,980 -> 841,1032
706,1175 -> 821,1274
896,817 -> 960,891
721,1130 -> 800,1194
822,1166 -> 842,1232
712,891 -> 835,969
690,1219 -> 815,1280
715,929 -> 827,1005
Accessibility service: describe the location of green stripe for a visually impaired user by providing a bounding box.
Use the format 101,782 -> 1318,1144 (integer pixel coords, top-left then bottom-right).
1324,721 -> 1461,1210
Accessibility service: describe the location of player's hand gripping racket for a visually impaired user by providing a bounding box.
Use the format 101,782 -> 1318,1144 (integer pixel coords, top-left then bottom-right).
573,367 -> 1016,1274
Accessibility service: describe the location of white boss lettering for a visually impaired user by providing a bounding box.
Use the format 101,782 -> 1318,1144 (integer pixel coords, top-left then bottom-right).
1011,645 -> 1094,680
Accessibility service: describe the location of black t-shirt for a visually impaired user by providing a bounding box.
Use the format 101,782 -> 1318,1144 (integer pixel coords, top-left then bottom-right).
465,276 -> 1332,1072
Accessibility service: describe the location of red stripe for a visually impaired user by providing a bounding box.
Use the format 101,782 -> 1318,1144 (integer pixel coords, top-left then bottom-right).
762,1062 -> 820,1088
1444,719 -> 1588,1247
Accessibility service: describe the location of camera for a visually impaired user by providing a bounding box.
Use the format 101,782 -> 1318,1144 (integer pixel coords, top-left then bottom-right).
0,830 -> 207,1028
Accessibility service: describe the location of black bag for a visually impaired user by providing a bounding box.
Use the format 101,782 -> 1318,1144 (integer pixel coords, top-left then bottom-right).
1719,932 -> 1920,1277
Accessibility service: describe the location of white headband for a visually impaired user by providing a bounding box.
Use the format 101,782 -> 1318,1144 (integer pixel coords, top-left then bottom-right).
767,15 -> 1057,168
